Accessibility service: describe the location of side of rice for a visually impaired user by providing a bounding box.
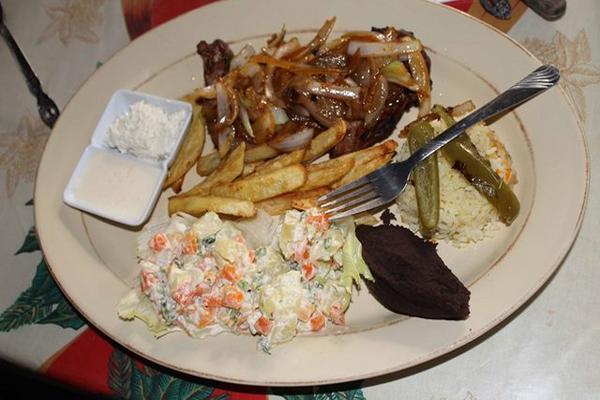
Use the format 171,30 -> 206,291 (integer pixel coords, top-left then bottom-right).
395,119 -> 516,247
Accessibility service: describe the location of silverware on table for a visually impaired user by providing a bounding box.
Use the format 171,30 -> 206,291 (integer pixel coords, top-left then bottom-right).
318,64 -> 560,221
0,2 -> 60,128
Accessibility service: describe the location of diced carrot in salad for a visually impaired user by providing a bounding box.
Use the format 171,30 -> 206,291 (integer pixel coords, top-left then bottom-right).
254,316 -> 272,335
328,302 -> 346,325
172,285 -> 193,306
150,233 -> 169,253
140,269 -> 157,294
306,214 -> 330,232
181,232 -> 198,255
198,310 -> 215,328
297,302 -> 316,322
203,294 -> 221,308
310,312 -> 326,332
293,242 -> 310,263
222,286 -> 245,309
221,264 -> 241,282
118,209 -> 367,353
191,283 -> 209,297
302,263 -> 315,281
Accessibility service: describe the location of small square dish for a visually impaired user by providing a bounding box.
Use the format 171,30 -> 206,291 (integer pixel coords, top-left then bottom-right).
64,90 -> 192,226
91,89 -> 192,166
63,146 -> 167,226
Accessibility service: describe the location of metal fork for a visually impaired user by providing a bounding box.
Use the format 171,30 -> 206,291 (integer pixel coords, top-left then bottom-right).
318,64 -> 560,221
0,1 -> 60,128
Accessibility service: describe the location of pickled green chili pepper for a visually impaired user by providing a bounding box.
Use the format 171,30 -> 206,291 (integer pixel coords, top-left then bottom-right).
408,120 -> 440,238
432,105 -> 520,225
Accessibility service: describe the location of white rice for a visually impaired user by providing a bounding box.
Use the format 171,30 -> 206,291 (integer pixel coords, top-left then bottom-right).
395,119 -> 516,247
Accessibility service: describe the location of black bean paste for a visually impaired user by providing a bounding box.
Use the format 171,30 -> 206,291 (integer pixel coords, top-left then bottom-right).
356,225 -> 470,320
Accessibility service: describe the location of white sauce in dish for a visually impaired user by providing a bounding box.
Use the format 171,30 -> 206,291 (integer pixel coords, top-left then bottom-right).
69,147 -> 163,222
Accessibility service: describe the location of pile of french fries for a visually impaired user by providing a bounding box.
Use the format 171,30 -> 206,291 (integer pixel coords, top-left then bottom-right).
163,103 -> 397,219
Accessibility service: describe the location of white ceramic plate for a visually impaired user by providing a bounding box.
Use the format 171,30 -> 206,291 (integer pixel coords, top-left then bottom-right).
35,0 -> 589,386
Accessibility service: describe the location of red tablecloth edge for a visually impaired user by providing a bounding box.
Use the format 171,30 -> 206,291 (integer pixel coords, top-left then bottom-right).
42,327 -> 268,399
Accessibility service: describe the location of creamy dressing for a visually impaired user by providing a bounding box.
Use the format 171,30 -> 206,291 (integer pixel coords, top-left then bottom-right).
70,147 -> 163,222
117,210 -> 371,352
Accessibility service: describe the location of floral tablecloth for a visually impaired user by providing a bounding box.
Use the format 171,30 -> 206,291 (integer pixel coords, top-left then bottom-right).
0,0 -> 598,398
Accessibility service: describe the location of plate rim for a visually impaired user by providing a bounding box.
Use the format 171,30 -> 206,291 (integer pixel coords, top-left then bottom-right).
34,0 -> 591,386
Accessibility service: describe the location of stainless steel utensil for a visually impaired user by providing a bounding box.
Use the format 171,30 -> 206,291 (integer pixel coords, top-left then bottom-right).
0,2 -> 60,128
318,64 -> 560,221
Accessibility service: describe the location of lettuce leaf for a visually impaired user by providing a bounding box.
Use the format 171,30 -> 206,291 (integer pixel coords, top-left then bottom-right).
340,221 -> 374,292
117,290 -> 175,337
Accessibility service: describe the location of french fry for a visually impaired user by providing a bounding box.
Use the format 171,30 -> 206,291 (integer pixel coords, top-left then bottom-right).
294,187 -> 330,201
302,119 -> 347,162
245,144 -> 280,163
163,104 -> 206,189
168,195 -> 256,218
211,164 -> 307,202
257,187 -> 329,215
196,144 -> 279,176
291,197 -> 319,211
336,139 -> 398,166
196,151 -> 221,176
290,187 -> 330,210
242,161 -> 264,177
332,152 -> 394,189
255,195 -> 293,216
302,157 -> 354,191
183,142 -> 246,196
253,149 -> 306,176
171,176 -> 184,194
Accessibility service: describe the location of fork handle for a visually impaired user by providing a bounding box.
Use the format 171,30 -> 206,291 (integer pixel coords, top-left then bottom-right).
407,64 -> 560,167
0,22 -> 42,99
1,17 -> 60,128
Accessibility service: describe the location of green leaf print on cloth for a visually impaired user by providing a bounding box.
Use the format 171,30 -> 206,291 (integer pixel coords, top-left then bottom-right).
275,389 -> 366,400
15,227 -> 39,254
108,349 -> 229,400
0,200 -> 85,331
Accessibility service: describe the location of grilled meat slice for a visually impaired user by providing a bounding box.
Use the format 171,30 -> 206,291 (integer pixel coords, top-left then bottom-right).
197,39 -> 234,86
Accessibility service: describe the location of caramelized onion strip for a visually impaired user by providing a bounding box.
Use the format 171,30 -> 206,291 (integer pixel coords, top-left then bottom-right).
407,50 -> 431,116
347,39 -> 422,57
292,17 -> 336,61
250,54 -> 342,76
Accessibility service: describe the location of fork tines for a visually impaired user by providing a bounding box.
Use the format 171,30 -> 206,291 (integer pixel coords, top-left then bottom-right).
317,176 -> 383,221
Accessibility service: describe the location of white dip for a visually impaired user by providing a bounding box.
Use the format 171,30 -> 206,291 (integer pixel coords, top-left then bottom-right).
71,147 -> 163,222
108,100 -> 185,160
